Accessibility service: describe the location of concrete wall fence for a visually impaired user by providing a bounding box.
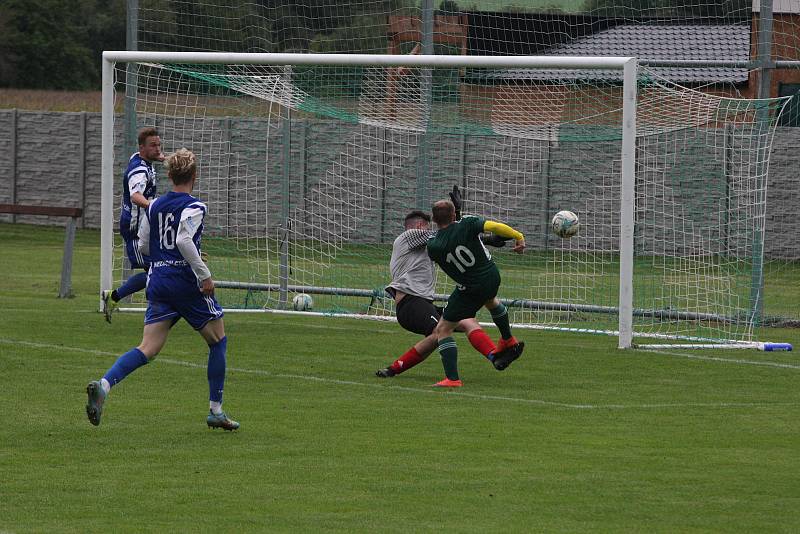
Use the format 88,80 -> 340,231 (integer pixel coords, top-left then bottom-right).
0,109 -> 798,260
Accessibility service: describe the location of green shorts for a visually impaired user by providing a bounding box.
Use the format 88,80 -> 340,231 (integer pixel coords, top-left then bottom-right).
442,270 -> 501,322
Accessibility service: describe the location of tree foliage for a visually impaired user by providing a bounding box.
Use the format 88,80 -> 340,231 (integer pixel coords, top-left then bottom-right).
0,0 -> 417,88
0,0 -> 126,89
1,0 -> 755,90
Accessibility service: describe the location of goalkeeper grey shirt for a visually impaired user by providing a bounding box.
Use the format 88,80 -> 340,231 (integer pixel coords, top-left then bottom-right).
386,228 -> 436,300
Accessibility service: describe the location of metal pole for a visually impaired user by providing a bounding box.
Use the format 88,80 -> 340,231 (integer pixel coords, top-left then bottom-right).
125,0 -> 139,157
225,117 -> 232,237
279,67 -> 292,308
416,0 -> 435,210
543,140 -> 552,251
723,124 -> 731,254
749,0 -> 775,326
618,58 -> 638,349
103,51 -> 635,69
10,109 -> 17,224
59,216 -> 77,298
300,120 -> 308,234
757,0 -> 774,100
459,133 -> 467,192
79,111 -> 87,229
100,58 -> 115,307
120,0 -> 139,296
379,127 -> 387,243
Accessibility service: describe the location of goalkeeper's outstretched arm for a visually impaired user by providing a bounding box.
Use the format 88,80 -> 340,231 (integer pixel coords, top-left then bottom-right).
483,220 -> 525,253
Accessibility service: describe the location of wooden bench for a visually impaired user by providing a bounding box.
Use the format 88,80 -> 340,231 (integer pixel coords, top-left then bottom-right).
0,204 -> 84,298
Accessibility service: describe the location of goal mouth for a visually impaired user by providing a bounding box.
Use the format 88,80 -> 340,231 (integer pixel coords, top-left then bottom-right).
100,52 -> 792,349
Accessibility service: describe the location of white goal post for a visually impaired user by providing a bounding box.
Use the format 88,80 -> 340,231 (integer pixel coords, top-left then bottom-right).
100,51 -> 791,351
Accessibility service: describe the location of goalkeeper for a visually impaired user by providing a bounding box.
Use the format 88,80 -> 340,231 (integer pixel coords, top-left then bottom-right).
375,186 -> 515,379
426,196 -> 526,387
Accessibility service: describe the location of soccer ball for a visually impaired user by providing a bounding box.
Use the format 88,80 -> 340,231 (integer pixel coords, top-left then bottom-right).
292,293 -> 313,311
551,210 -> 580,238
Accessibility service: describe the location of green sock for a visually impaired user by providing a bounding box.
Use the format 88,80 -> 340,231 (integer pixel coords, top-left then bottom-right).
437,337 -> 459,380
490,303 -> 512,340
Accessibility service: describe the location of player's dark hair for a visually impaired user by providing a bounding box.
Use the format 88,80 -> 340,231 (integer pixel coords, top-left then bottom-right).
166,148 -> 196,185
138,127 -> 159,146
404,210 -> 431,229
431,200 -> 455,226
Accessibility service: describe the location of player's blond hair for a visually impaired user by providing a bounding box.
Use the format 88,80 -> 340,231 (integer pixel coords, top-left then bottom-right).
166,148 -> 196,185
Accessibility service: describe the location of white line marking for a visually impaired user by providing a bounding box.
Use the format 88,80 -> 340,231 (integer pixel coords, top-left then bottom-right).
1,308 -> 99,314
3,308 -> 404,333
640,348 -> 800,370
3,338 -> 798,410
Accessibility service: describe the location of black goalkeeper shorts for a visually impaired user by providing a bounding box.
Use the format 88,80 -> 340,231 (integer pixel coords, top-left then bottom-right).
395,294 -> 442,336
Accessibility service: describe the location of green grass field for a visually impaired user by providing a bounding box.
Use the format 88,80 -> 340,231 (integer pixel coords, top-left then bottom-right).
2,222 -> 799,533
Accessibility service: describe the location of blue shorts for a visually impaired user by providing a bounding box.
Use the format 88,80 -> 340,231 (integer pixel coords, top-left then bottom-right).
125,237 -> 149,270
145,293 -> 224,331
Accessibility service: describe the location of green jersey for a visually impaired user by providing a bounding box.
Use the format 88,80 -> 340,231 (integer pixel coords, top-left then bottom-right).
427,215 -> 498,287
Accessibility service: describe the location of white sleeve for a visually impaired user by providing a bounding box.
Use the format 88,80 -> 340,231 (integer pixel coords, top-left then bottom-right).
176,204 -> 211,282
137,208 -> 150,256
128,169 -> 149,197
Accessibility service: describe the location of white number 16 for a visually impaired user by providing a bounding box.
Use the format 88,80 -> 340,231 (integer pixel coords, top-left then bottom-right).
158,212 -> 176,250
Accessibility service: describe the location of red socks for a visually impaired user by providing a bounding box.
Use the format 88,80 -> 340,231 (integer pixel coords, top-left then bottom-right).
391,346 -> 426,374
391,330 -> 496,374
467,329 -> 497,358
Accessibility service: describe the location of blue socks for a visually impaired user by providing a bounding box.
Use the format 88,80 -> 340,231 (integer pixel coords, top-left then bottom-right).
103,348 -> 149,387
115,272 -> 147,300
208,337 -> 227,403
101,338 -> 227,406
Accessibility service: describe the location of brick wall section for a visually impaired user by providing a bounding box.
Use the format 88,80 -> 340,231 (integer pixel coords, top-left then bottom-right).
765,129 -> 800,259
83,113 -> 107,229
0,110 -> 14,224
0,109 -> 798,260
13,112 -> 84,225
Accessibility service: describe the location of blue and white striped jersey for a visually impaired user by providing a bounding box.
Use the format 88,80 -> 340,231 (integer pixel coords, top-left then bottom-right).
119,152 -> 157,241
142,191 -> 208,299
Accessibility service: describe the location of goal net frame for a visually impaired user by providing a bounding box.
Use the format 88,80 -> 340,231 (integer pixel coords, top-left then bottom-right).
99,51 -> 788,351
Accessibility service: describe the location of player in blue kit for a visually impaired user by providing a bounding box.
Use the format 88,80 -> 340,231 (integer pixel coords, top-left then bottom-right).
86,148 -> 239,430
101,127 -> 165,323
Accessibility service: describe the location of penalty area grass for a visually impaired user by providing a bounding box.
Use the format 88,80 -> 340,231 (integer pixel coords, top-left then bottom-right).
1,222 -> 799,533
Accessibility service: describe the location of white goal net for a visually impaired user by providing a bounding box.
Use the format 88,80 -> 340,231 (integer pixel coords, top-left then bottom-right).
101,52 -> 790,349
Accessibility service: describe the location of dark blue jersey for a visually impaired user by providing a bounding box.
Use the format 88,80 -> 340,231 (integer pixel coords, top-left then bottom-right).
120,152 -> 157,241
144,191 -> 207,300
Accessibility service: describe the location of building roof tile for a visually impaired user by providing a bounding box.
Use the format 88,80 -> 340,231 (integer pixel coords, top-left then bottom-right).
474,24 -> 750,83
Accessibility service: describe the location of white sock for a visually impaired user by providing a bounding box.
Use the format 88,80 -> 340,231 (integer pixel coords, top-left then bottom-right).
100,378 -> 111,394
209,401 -> 222,415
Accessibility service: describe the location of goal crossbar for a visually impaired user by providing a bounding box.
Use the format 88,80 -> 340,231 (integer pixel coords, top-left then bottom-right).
102,51 -> 635,69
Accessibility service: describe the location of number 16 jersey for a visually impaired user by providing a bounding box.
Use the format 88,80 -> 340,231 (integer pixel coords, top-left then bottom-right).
426,215 -> 498,288
145,191 -> 207,299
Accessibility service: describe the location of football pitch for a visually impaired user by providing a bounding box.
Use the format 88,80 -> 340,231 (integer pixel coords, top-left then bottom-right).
1,223 -> 799,533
